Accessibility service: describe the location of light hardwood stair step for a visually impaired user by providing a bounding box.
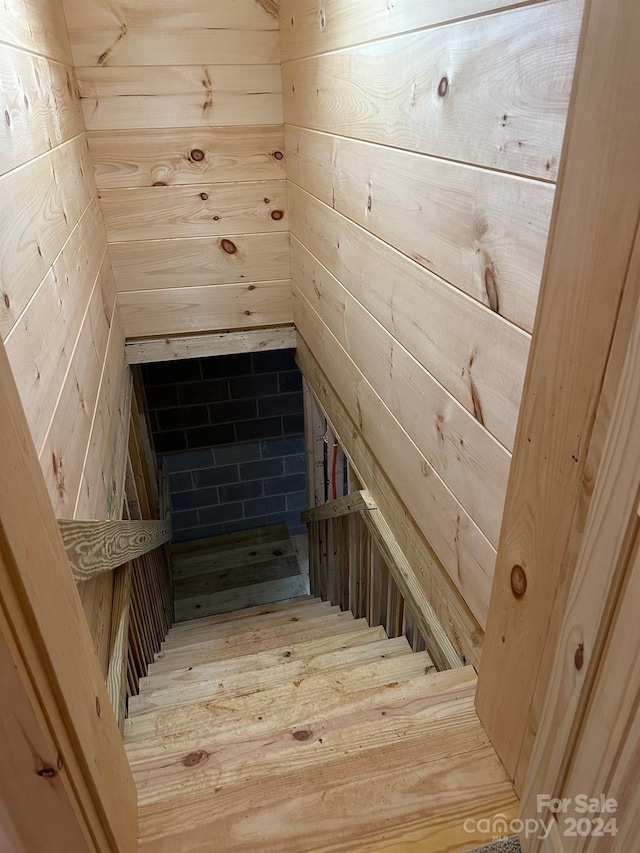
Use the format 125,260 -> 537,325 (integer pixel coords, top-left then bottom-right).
173,552 -> 301,600
137,625 -> 389,696
169,594 -> 319,632
172,536 -> 295,583
162,601 -> 337,649
129,634 -> 413,716
170,523 -> 289,561
125,651 -> 434,745
175,573 -> 310,621
149,611 -> 369,674
134,669 -> 517,853
131,667 -> 475,805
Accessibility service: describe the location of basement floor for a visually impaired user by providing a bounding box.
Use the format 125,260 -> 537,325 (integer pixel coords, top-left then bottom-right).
125,528 -> 518,852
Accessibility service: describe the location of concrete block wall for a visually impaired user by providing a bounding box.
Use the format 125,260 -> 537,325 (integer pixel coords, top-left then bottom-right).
141,350 -> 307,542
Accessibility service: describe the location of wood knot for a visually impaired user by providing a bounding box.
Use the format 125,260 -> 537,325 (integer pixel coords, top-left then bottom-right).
200,192 -> 208,200
190,148 -> 205,162
3,293 -> 10,309
264,197 -> 271,204
152,181 -> 167,187
221,239 -> 237,254
271,209 -> 284,220
273,150 -> 284,160
293,730 -> 312,741
213,215 -> 220,221
437,76 -> 449,97
182,750 -> 209,767
510,565 -> 527,599
574,643 -> 584,671
37,765 -> 57,779
484,266 -> 499,313
4,110 -> 10,126
283,650 -> 292,657
95,697 -> 101,718
244,310 -> 252,316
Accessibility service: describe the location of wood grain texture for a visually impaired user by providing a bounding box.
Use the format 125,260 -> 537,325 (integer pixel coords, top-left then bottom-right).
118,281 -> 293,338
286,126 -> 553,333
282,0 -> 582,180
100,180 -> 288,242
0,334 -> 137,850
110,232 -> 291,292
0,43 -> 83,177
287,183 -> 529,453
59,519 -> 171,582
1,0 -> 73,62
87,126 -> 286,188
279,0 -> 547,61
0,134 -> 95,340
295,291 -> 496,628
125,326 -> 296,364
77,65 -> 283,131
5,195 -> 106,454
39,254 -> 115,518
476,0 -> 640,787
292,237 -> 511,546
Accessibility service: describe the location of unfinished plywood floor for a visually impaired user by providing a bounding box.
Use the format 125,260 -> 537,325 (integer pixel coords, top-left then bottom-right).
171,524 -> 309,621
126,596 -> 518,851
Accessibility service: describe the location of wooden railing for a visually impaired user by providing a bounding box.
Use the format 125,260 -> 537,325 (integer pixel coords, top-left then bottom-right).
302,490 -> 461,671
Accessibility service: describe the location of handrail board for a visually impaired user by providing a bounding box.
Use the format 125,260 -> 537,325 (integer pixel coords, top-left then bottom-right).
59,519 -> 172,582
301,489 -> 376,523
359,507 -> 462,671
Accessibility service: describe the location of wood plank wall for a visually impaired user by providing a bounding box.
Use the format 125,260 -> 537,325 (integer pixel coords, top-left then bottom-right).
62,0 -> 293,339
280,0 -> 584,629
0,0 -> 133,672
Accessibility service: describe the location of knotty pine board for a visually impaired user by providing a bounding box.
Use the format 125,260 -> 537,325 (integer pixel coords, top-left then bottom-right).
292,237 -> 510,547
118,280 -> 293,338
4,195 -> 106,454
295,287 -> 495,627
279,0 -> 548,61
1,0 -> 73,63
0,43 -> 84,176
0,134 -> 96,339
100,180 -> 288,242
87,126 -> 286,188
287,184 -> 529,452
286,126 -> 554,333
110,231 -> 290,292
282,0 -> 583,181
77,65 -> 283,131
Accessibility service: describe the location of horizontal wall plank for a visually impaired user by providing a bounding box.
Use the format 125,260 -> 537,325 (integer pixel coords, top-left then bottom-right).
1,0 -> 72,63
75,307 -> 130,520
125,326 -> 296,364
61,0 -> 279,32
297,341 -> 484,665
0,134 -> 96,339
280,0 -> 547,61
100,180 -> 288,241
87,126 -> 286,188
78,65 -> 283,131
118,281 -> 293,338
68,28 -> 280,67
287,126 -> 553,332
0,44 -> 83,177
5,195 -> 106,454
282,0 -> 582,180
288,183 -> 529,451
40,255 -> 115,518
292,238 -> 511,547
110,232 -> 291,292
294,285 -> 496,627
59,518 -> 171,582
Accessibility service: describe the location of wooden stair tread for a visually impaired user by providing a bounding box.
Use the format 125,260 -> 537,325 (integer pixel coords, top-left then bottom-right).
170,524 -> 289,559
128,635 -> 413,716
175,573 -> 309,621
174,553 -> 301,599
138,625 -> 389,696
131,667 -> 477,803
162,601 -> 337,648
149,612 -> 369,673
173,536 -> 295,580
125,651 -> 435,745
170,594 -> 319,631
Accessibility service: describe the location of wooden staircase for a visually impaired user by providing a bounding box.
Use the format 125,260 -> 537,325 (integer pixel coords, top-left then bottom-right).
125,596 -> 518,851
